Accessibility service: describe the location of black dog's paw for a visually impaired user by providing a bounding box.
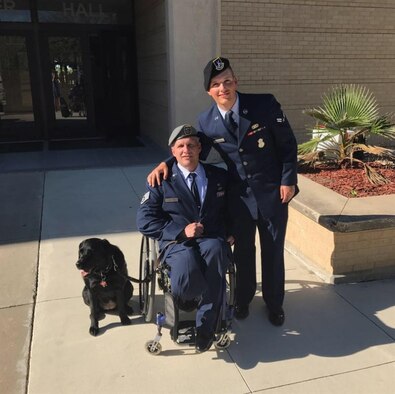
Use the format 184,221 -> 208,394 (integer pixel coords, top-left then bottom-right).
89,326 -> 100,336
126,305 -> 134,315
120,315 -> 132,325
98,312 -> 106,321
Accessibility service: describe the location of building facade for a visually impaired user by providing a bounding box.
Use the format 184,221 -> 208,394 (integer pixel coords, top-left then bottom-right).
136,0 -> 395,148
1,0 -> 395,152
0,0 -> 139,150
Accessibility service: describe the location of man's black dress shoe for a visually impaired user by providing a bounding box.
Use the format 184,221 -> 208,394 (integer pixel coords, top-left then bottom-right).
268,307 -> 285,326
195,329 -> 214,353
234,304 -> 249,320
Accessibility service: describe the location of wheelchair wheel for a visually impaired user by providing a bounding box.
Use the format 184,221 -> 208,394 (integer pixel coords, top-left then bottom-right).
145,340 -> 162,355
226,261 -> 236,308
139,236 -> 157,322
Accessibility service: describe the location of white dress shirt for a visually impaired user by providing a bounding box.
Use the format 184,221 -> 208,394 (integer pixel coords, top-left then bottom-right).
177,162 -> 207,203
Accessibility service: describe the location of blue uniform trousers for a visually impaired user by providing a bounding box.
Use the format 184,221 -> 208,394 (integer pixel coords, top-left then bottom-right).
164,237 -> 230,333
233,202 -> 288,312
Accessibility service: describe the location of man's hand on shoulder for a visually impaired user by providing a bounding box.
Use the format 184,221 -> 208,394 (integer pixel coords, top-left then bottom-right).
147,162 -> 168,187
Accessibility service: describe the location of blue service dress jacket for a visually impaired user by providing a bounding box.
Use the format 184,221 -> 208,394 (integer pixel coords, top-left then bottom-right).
197,92 -> 298,219
136,162 -> 232,251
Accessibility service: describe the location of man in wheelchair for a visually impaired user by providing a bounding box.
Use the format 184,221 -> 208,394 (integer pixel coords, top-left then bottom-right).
137,124 -> 234,353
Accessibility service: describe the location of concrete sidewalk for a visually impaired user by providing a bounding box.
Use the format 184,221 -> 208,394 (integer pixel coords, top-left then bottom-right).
0,147 -> 395,394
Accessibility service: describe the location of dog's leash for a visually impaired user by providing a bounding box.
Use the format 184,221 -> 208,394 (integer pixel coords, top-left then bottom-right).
111,256 -> 152,284
110,240 -> 180,284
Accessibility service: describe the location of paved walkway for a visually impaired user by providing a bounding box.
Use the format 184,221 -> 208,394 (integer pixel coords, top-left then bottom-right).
0,146 -> 394,394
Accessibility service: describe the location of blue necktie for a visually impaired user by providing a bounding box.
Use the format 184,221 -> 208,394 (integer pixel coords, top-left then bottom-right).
224,110 -> 237,135
189,173 -> 201,209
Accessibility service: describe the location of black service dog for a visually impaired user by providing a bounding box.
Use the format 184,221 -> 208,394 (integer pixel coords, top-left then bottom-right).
76,238 -> 134,336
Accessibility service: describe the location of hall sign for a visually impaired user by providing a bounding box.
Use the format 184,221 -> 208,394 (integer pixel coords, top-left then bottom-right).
62,2 -> 105,18
37,0 -> 132,24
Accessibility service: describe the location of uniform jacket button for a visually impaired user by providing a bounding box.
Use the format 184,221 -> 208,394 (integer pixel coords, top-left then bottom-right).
243,161 -> 248,166
239,148 -> 243,152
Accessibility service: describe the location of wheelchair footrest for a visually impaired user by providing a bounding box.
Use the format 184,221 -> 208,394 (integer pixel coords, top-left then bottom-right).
172,320 -> 196,345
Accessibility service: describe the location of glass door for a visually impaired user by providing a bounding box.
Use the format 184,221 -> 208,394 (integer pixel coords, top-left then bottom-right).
0,35 -> 37,142
89,30 -> 138,143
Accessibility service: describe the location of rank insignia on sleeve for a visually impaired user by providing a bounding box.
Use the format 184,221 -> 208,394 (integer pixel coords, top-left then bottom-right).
140,191 -> 150,204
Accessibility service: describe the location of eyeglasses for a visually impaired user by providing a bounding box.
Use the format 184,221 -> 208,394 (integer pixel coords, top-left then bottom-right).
209,78 -> 236,90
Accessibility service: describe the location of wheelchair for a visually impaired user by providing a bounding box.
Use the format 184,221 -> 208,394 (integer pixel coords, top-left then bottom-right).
138,235 -> 236,355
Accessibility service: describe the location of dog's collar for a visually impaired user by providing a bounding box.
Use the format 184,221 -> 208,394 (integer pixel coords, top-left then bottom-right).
90,255 -> 119,279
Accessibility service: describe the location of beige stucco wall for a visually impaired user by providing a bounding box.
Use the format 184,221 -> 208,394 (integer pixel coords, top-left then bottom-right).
135,0 -> 220,149
220,0 -> 395,145
166,0 -> 220,130
134,0 -> 169,148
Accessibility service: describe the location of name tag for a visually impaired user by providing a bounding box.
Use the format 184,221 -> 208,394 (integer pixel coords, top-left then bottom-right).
165,197 -> 179,203
216,191 -> 225,197
214,138 -> 225,143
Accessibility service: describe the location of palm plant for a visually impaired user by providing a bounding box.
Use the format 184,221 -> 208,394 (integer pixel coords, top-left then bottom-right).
299,84 -> 395,184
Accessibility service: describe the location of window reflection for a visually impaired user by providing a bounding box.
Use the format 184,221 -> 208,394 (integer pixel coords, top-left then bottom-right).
49,36 -> 87,120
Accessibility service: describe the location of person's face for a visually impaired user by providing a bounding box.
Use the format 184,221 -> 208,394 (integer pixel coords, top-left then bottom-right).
171,136 -> 201,171
207,68 -> 238,110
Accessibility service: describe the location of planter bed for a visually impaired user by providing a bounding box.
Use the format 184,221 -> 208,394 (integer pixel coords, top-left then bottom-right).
286,175 -> 395,284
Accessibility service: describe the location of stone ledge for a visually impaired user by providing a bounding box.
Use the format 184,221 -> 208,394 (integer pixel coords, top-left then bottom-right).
291,176 -> 395,232
286,175 -> 395,283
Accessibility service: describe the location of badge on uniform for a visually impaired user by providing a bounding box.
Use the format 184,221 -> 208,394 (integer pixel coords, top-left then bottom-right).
213,57 -> 225,71
247,123 -> 264,136
216,191 -> 225,197
140,191 -> 150,204
257,138 -> 265,148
